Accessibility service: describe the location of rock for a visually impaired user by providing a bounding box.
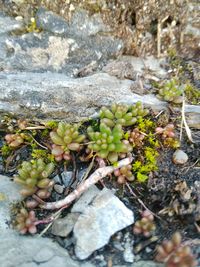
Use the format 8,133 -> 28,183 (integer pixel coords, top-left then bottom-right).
0,71 -> 167,120
0,233 -> 89,267
51,213 -> 79,237
123,233 -> 134,263
71,185 -> 100,213
103,56 -> 167,80
54,184 -> 64,194
0,175 -> 22,234
172,150 -> 189,165
0,11 -> 23,35
73,188 -> 134,259
0,10 -> 123,74
36,8 -> 111,38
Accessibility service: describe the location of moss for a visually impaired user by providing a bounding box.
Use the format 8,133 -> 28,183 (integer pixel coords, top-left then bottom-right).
184,82 -> 200,105
1,144 -> 12,157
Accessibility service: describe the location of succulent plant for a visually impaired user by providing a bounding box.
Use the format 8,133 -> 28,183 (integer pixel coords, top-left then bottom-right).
14,158 -> 55,198
114,164 -> 134,184
156,232 -> 197,267
15,208 -> 37,234
87,123 -> 133,163
156,124 -> 175,138
99,102 -> 149,127
156,124 -> 180,148
50,122 -> 86,161
5,133 -> 25,148
128,128 -> 145,147
133,210 -> 156,237
158,79 -> 183,104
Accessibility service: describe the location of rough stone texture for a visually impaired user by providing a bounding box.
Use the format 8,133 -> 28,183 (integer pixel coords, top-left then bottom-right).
115,262 -> 163,267
0,71 -> 200,128
0,10 -> 123,74
51,213 -> 80,237
71,185 -> 100,213
73,188 -> 134,259
0,175 -> 22,233
1,0 -> 198,57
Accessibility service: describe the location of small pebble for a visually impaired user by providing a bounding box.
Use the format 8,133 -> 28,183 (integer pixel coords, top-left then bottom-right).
172,149 -> 188,165
54,184 -> 64,194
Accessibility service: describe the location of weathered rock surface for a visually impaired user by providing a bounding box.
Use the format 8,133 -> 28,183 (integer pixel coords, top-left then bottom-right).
73,188 -> 134,259
0,71 -> 200,128
51,213 -> 80,237
0,175 -> 22,233
71,185 -> 100,213
0,10 -> 123,74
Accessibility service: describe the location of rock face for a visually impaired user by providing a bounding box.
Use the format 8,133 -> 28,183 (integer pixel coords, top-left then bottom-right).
73,188 -> 134,260
0,9 -> 123,75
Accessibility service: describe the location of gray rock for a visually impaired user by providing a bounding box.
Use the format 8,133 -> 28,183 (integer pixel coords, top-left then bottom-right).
0,71 -> 166,119
0,175 -> 22,234
73,188 -> 134,259
0,233 -> 82,267
0,12 -> 23,35
172,149 -> 189,165
0,10 -> 122,74
71,185 -> 100,213
36,8 -> 111,38
103,56 -> 167,80
51,213 -> 80,237
123,233 -> 134,263
54,184 -> 64,194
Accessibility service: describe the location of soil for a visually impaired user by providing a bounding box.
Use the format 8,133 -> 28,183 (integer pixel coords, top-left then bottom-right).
0,110 -> 200,266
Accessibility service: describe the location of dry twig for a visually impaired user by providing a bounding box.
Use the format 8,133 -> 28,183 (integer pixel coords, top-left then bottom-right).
41,156 -> 133,210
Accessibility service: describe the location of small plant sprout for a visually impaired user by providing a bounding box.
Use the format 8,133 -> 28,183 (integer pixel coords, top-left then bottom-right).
15,208 -> 38,234
5,133 -> 25,148
156,232 -> 197,267
133,210 -> 156,237
50,122 -> 86,161
114,164 -> 135,184
158,79 -> 183,104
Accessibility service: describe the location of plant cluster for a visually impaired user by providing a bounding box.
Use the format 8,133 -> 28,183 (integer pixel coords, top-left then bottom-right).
15,208 -> 37,234
99,102 -> 149,127
50,122 -> 85,161
5,133 -> 25,148
133,210 -> 156,237
128,128 -> 145,148
114,164 -> 134,184
14,158 -> 54,199
87,123 -> 133,163
157,79 -> 183,104
156,232 -> 197,267
156,124 -> 180,148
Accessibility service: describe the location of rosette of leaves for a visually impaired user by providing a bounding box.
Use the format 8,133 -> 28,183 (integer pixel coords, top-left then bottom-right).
158,79 -> 183,104
99,102 -> 149,127
114,164 -> 134,184
156,232 -> 197,267
87,123 -> 133,163
133,210 -> 156,237
50,122 -> 86,161
128,128 -> 145,147
156,124 -> 180,148
14,158 -> 55,198
5,133 -> 25,148
15,208 -> 37,234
